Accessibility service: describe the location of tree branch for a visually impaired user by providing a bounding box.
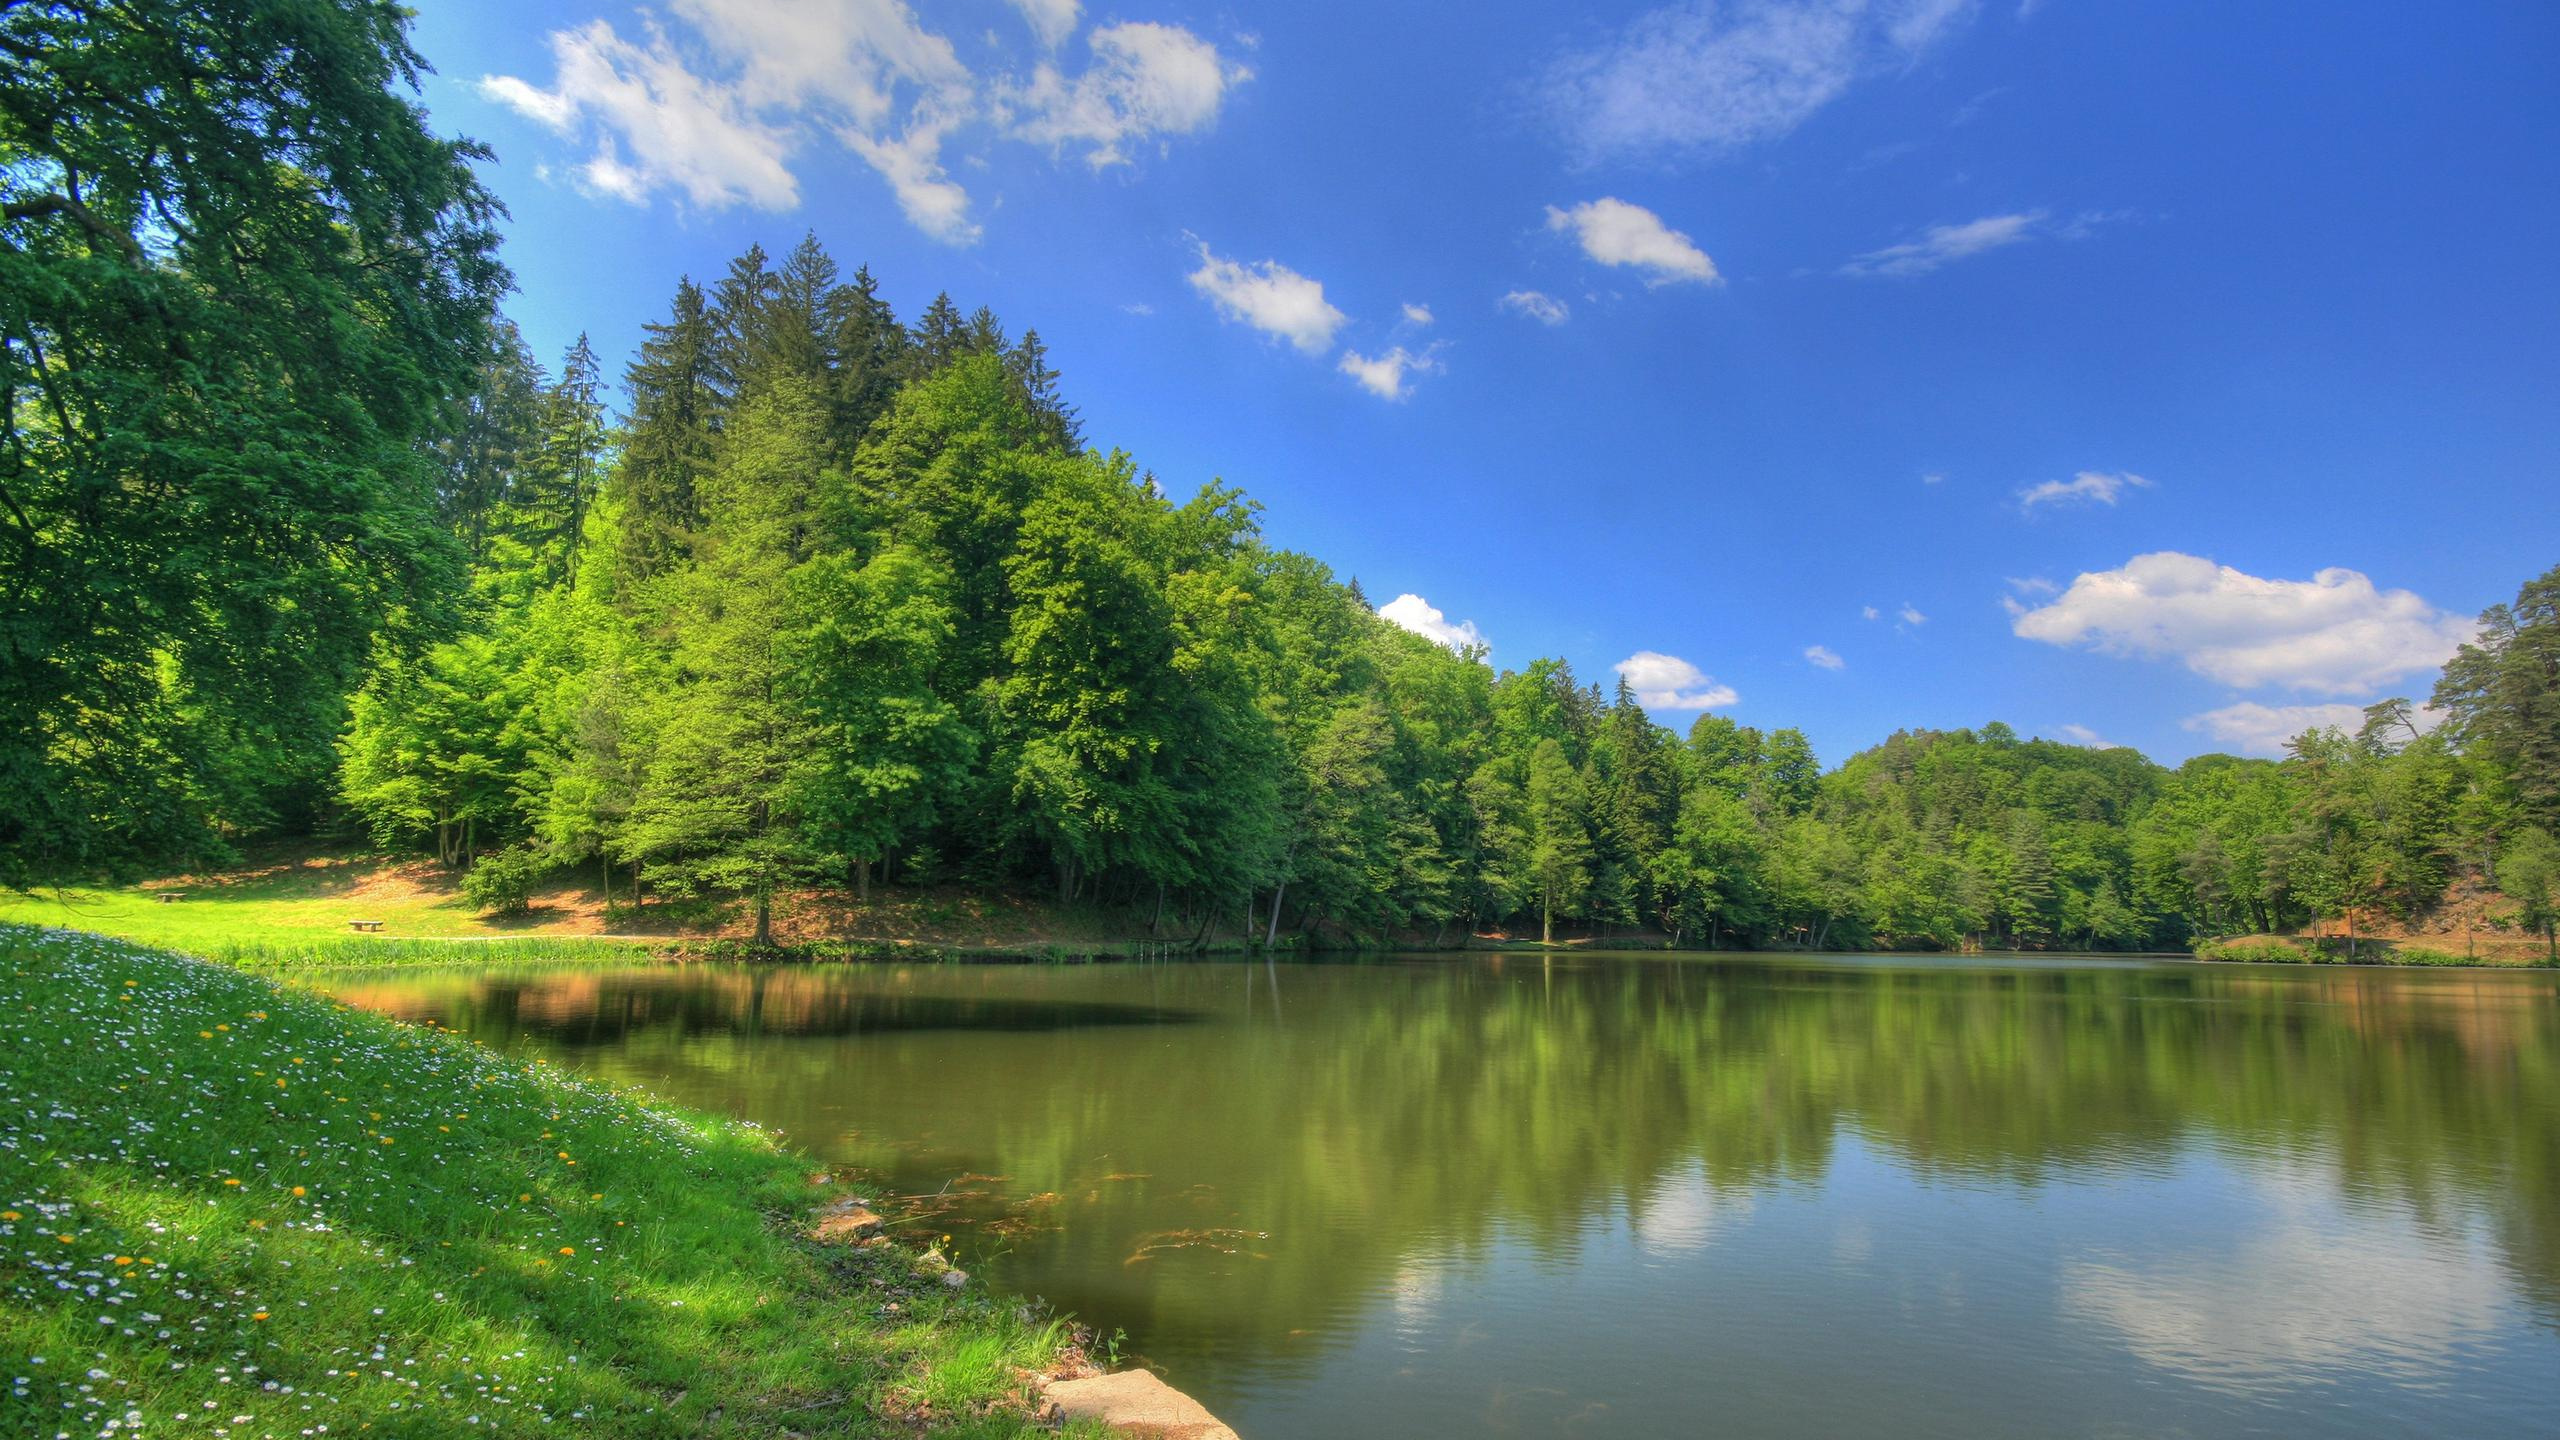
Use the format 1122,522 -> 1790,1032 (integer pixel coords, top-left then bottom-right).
3,192 -> 146,264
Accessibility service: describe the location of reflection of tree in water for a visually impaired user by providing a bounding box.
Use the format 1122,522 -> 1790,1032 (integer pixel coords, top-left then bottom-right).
332,957 -> 2560,1355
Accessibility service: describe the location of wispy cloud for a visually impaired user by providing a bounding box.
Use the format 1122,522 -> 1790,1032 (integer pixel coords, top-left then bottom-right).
1842,210 -> 2041,277
1400,302 -> 1435,326
2019,470 -> 2150,513
1805,644 -> 1846,670
1542,0 -> 1984,164
1545,198 -> 1720,286
1500,289 -> 1571,325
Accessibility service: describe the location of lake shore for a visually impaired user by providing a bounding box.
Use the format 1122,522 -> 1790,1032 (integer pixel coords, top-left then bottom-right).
0,923 -> 1108,1438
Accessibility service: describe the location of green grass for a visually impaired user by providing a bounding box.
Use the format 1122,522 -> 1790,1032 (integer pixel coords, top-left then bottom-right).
0,923 -> 1103,1438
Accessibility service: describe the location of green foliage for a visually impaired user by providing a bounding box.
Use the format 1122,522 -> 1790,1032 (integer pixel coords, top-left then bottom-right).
461,843 -> 547,915
0,0 -> 506,881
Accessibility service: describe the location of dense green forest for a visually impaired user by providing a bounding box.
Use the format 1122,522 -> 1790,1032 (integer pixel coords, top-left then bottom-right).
4,2 -> 2556,954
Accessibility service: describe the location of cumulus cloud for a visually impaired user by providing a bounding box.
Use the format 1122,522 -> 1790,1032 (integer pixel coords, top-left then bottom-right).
1805,644 -> 1845,670
1899,603 -> 1927,626
1500,289 -> 1571,325
479,1 -> 1238,240
1379,593 -> 1488,653
1186,243 -> 1348,354
999,21 -> 1249,168
479,20 -> 801,210
1546,198 -> 1721,285
1401,302 -> 1435,326
1616,651 -> 1740,710
1338,345 -> 1444,401
1862,605 -> 1882,621
2182,701 -> 2444,757
2020,470 -> 2150,513
2054,723 -> 2120,749
1543,0 -> 1982,164
2010,552 -> 2474,695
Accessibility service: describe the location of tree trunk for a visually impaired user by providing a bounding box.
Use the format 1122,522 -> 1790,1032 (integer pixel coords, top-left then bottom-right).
1150,884 -> 1166,938
754,888 -> 774,949
1057,856 -> 1076,906
1541,895 -> 1553,945
1265,880 -> 1287,950
855,857 -> 871,902
599,852 -> 611,905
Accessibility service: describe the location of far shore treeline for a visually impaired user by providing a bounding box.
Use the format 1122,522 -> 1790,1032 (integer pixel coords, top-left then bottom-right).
3,6 -> 2556,954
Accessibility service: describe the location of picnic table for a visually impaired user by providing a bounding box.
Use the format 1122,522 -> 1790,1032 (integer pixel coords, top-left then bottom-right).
347,919 -> 385,933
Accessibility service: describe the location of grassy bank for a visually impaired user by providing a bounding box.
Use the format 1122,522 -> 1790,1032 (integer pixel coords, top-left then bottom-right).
2192,934 -> 2554,968
0,924 -> 1097,1438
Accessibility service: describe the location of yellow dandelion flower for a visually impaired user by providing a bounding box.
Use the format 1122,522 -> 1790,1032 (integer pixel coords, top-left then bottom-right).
559,1246 -> 576,1255
292,1187 -> 307,1198
113,1256 -> 133,1266
223,1178 -> 241,1186
1,1210 -> 20,1221
252,1311 -> 269,1321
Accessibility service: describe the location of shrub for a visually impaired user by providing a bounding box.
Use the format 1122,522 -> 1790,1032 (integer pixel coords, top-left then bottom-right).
461,844 -> 546,916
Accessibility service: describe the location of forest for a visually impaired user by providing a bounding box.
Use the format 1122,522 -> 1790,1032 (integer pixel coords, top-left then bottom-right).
4,3 -> 2556,955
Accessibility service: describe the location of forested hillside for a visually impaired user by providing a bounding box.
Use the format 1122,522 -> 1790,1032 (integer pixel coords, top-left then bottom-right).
2,3 -> 2553,954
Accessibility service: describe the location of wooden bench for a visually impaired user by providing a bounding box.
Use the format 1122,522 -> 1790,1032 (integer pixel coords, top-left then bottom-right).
155,893 -> 186,904
347,919 -> 385,933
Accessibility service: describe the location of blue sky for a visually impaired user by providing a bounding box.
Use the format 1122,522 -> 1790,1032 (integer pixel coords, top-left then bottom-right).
407,0 -> 2560,768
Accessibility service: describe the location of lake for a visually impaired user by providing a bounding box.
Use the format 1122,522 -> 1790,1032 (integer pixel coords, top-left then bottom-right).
314,952 -> 2560,1439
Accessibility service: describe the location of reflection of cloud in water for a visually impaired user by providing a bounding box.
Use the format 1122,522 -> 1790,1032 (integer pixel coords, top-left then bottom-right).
1632,1162 -> 1750,1258
1388,1256 -> 1445,1336
2064,1167 -> 2512,1394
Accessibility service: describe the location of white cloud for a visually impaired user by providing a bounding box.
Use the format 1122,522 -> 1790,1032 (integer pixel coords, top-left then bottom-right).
1338,345 -> 1443,401
1543,0 -> 1982,163
1922,471 -> 1945,485
1500,289 -> 1571,325
1842,210 -> 2042,277
1121,301 -> 1155,316
844,117 -> 978,243
1008,0 -> 1079,50
1186,243 -> 1348,355
1899,603 -> 1927,626
1546,198 -> 1720,286
2011,552 -> 2474,695
1862,605 -> 1881,621
1401,302 -> 1435,326
480,3 -> 1236,240
1805,644 -> 1845,670
2182,701 -> 2445,758
2054,723 -> 2119,749
999,21 -> 1248,168
480,20 -> 801,211
2020,470 -> 2149,512
1616,651 -> 1740,710
1379,593 -> 1487,653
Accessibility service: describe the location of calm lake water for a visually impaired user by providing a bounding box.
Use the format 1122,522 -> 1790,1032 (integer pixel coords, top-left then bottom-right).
314,953 -> 2560,1439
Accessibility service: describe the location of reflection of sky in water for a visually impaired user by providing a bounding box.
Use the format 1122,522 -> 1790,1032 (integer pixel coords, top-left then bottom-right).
314,957 -> 2560,1440
2064,1161 -> 2515,1395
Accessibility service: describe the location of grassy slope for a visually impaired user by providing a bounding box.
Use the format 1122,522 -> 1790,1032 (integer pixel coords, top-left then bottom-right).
0,924 -> 1098,1438
0,848 -> 1218,962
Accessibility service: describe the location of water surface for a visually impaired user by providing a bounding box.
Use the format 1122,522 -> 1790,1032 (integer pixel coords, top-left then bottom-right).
316,952 -> 2560,1438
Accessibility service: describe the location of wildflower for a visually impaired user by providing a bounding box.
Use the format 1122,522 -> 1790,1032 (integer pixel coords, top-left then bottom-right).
558,1247 -> 575,1256
251,1312 -> 268,1321
292,1187 -> 306,1198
